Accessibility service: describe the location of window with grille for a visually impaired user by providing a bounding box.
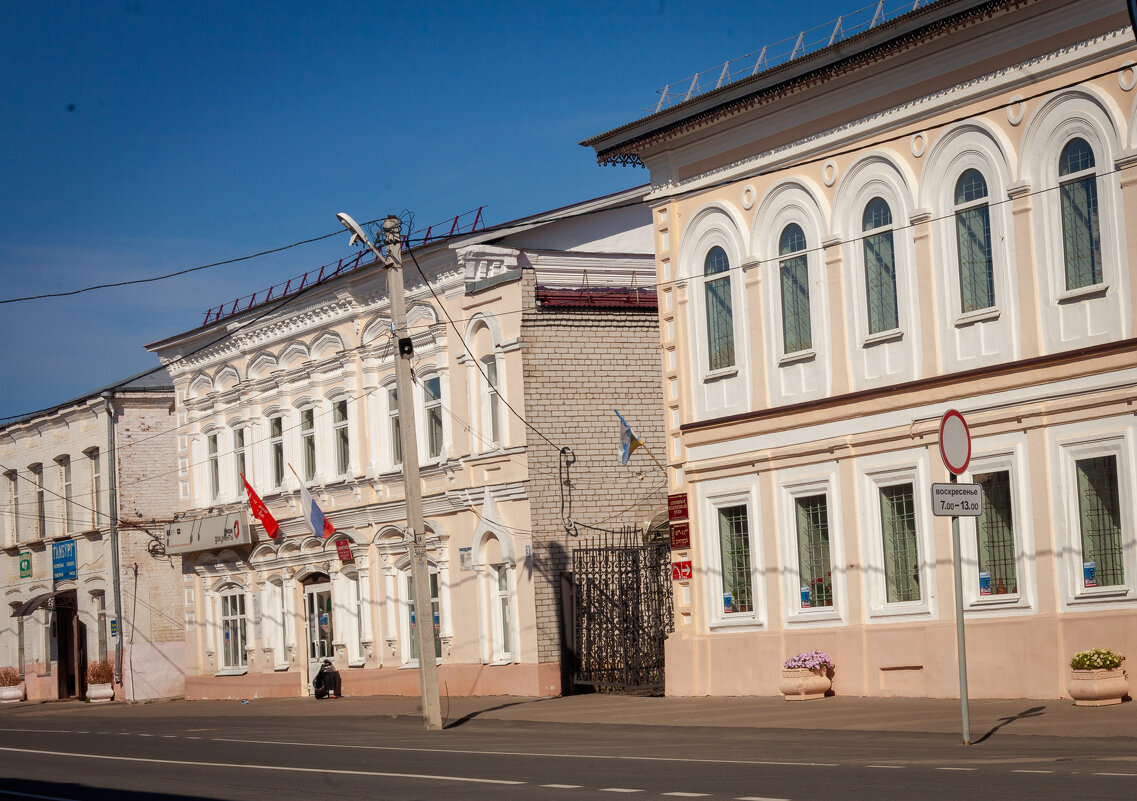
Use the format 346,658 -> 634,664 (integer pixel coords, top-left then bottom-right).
880,483 -> 921,603
954,169 -> 995,312
718,504 -> 753,613
862,197 -> 899,334
301,409 -> 316,481
220,590 -> 247,669
779,224 -> 812,354
795,494 -> 833,607
1058,138 -> 1103,291
334,400 -> 349,476
975,471 -> 1017,594
387,387 -> 402,466
207,434 -> 220,501
233,428 -> 246,495
269,416 -> 284,488
704,246 -> 735,371
1075,455 -> 1124,587
424,377 -> 443,460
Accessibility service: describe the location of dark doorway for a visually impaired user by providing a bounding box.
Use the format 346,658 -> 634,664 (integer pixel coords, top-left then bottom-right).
53,591 -> 80,699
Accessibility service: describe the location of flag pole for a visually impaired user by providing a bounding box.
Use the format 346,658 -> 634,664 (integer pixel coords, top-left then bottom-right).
636,442 -> 667,474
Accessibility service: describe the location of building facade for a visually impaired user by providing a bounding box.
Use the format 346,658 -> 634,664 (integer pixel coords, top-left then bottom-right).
0,370 -> 183,701
585,0 -> 1137,698
147,189 -> 666,700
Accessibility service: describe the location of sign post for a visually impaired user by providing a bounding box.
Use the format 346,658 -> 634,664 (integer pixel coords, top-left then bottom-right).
938,409 -> 973,746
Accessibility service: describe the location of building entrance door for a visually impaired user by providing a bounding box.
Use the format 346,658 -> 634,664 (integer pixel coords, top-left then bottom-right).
53,591 -> 81,699
303,583 -> 333,694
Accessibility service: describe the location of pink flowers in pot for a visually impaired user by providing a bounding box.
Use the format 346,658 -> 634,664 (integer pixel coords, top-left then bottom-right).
783,650 -> 834,672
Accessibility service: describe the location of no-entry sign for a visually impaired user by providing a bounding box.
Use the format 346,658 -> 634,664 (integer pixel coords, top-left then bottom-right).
939,409 -> 971,475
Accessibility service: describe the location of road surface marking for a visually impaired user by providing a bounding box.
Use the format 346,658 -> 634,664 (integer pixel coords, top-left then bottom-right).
662,793 -> 711,797
1012,770 -> 1054,774
599,790 -> 643,794
1094,772 -> 1137,777
541,785 -> 582,789
866,765 -> 904,769
0,729 -> 73,735
936,767 -> 976,771
735,797 -> 791,801
208,736 -> 837,768
0,746 -> 525,786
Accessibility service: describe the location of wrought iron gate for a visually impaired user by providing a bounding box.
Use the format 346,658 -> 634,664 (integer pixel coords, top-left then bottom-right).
570,528 -> 674,695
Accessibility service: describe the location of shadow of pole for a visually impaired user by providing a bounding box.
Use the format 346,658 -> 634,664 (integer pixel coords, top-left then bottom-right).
973,705 -> 1047,744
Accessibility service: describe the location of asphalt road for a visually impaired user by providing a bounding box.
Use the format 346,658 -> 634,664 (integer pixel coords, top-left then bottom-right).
0,707 -> 1134,801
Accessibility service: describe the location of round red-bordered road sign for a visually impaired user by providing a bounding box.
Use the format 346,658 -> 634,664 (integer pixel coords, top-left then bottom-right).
939,409 -> 971,475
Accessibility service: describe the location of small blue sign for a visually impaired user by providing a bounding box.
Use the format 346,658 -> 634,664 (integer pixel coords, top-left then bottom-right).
52,539 -> 77,582
723,593 -> 732,614
979,572 -> 992,596
800,586 -> 811,608
1084,562 -> 1097,588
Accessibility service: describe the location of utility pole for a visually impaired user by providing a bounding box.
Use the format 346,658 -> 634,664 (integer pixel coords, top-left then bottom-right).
337,212 -> 442,730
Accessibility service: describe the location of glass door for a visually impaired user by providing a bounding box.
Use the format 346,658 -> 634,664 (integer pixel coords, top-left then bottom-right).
304,583 -> 333,693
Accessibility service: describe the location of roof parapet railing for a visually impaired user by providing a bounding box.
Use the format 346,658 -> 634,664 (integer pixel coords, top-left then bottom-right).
651,0 -> 934,113
200,207 -> 486,327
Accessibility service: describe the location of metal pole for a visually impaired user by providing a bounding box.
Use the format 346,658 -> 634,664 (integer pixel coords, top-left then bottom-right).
382,216 -> 443,731
950,472 -> 971,745
100,393 -> 124,687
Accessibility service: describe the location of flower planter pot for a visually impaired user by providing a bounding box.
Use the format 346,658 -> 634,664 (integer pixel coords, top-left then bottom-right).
779,668 -> 831,700
86,683 -> 114,704
1068,668 -> 1128,707
0,684 -> 24,704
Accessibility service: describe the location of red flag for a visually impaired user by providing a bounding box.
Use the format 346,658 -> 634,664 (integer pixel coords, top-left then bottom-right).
241,474 -> 279,538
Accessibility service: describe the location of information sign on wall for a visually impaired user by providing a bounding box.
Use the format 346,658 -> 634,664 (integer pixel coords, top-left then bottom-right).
52,539 -> 77,582
669,521 -> 690,550
335,538 -> 353,563
671,560 -> 692,581
668,493 -> 689,522
18,552 -> 32,579
458,547 -> 473,572
165,511 -> 251,554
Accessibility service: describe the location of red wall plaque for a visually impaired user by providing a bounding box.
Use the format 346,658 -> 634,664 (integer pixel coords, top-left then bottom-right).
335,538 -> 353,562
668,493 -> 689,521
671,560 -> 693,581
670,521 -> 690,550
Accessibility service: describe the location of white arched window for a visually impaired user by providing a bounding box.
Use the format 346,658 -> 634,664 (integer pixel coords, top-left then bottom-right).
490,563 -> 512,662
218,586 -> 247,671
778,223 -> 811,354
703,246 -> 735,371
481,355 -> 502,447
1058,137 -> 1102,291
420,375 -> 444,462
401,566 -> 440,664
954,169 -> 995,312
862,197 -> 899,335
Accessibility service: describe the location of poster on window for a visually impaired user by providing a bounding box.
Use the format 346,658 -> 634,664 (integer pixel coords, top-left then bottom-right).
800,587 -> 811,608
1084,562 -> 1097,588
723,593 -> 732,614
979,572 -> 992,596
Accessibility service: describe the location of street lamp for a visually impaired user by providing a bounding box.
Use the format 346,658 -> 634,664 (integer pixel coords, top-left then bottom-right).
337,212 -> 442,731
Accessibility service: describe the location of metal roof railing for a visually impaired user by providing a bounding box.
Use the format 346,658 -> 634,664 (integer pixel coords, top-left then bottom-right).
200,207 -> 485,327
652,0 -> 938,113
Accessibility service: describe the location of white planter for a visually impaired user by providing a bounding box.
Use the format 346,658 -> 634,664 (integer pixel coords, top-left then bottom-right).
779,668 -> 832,700
0,684 -> 24,703
86,683 -> 114,703
1068,668 -> 1128,707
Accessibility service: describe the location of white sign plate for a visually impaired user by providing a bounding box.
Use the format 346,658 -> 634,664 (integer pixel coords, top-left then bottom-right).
931,483 -> 983,517
939,409 -> 972,475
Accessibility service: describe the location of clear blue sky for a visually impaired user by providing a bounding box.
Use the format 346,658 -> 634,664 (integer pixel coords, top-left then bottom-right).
0,0 -> 857,420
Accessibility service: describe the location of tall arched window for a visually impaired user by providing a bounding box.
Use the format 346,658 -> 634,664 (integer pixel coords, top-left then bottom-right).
954,169 -> 994,312
1058,137 -> 1102,290
778,224 -> 811,353
862,197 -> 899,334
703,246 -> 735,370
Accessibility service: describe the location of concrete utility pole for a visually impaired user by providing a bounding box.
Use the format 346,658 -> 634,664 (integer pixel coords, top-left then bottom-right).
337,212 -> 442,731
100,392 -> 124,686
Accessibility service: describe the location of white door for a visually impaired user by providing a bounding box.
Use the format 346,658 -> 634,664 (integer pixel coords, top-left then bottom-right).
304,583 -> 333,693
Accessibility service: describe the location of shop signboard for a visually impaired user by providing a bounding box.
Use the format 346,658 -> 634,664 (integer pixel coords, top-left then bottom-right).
52,539 -> 77,582
19,552 -> 32,579
165,511 -> 251,554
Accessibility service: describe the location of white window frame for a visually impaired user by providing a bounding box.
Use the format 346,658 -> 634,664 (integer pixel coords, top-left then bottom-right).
84,448 -> 101,529
856,450 -> 936,622
419,373 -> 445,464
957,436 -> 1036,615
775,464 -> 846,626
29,464 -> 44,540
268,414 -> 285,489
489,563 -> 513,663
206,433 -> 220,502
332,399 -> 350,477
399,564 -> 442,667
299,407 -> 316,482
5,470 -> 18,545
384,384 -> 402,471
1056,136 -> 1105,295
481,355 -> 503,449
57,456 -> 74,535
1050,420 -> 1137,609
699,479 -> 765,630
336,569 -> 366,667
233,427 -> 246,497
262,577 -> 289,671
217,586 -> 248,673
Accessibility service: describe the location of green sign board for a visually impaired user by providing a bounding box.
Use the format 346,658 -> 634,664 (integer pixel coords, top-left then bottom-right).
18,552 -> 31,579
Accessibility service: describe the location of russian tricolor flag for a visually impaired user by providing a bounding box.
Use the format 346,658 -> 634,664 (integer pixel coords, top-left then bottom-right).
299,482 -> 335,539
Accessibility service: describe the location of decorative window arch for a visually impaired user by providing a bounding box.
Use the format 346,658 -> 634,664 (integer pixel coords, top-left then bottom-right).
470,491 -> 518,664
466,314 -> 505,453
1020,89 -> 1128,351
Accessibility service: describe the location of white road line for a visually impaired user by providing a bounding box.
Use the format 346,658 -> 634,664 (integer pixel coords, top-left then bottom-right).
662,793 -> 711,797
598,790 -> 643,794
735,796 -> 791,801
541,785 -> 582,789
0,745 -> 524,786
208,735 -> 837,768
1094,772 -> 1137,777
866,765 -> 904,769
0,729 -> 74,735
936,767 -> 976,771
0,789 -> 81,801
1012,770 -> 1054,774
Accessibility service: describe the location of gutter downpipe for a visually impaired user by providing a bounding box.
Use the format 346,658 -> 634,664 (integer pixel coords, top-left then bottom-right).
101,392 -> 124,686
